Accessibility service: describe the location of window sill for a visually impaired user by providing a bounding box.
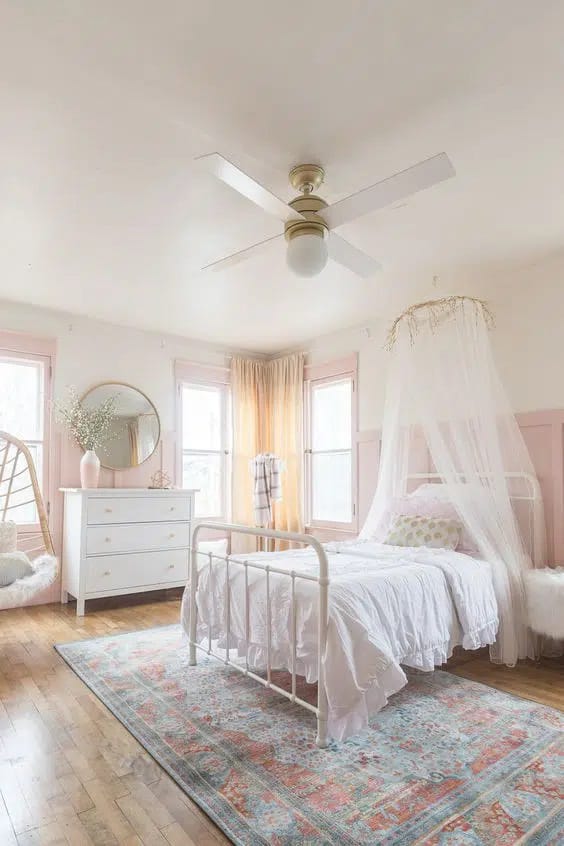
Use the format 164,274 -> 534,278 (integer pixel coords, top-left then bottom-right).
305,525 -> 358,536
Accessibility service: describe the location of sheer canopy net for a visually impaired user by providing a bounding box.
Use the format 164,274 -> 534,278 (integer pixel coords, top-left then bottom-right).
360,297 -> 545,666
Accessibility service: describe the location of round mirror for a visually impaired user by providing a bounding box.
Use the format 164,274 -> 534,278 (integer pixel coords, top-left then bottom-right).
81,383 -> 160,470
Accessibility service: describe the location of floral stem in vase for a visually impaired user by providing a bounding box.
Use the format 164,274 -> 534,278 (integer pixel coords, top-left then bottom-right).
55,387 -> 119,489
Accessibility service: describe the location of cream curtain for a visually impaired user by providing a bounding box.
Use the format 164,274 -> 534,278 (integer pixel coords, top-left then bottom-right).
231,353 -> 304,551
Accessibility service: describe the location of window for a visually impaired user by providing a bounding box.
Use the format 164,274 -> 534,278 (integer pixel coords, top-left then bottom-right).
176,364 -> 231,520
304,356 -> 357,529
0,345 -> 52,526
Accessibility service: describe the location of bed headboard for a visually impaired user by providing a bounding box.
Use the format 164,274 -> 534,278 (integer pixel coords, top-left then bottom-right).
404,472 -> 544,565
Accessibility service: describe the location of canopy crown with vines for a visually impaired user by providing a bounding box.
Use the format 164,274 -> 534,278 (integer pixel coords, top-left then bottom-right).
386,296 -> 495,350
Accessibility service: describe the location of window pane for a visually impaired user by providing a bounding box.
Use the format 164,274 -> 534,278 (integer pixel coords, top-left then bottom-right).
182,385 -> 222,450
312,451 -> 352,523
0,358 -> 43,441
183,452 -> 222,517
312,379 -> 351,451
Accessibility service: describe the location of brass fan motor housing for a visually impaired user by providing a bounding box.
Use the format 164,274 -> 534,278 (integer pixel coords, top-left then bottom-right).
284,193 -> 329,243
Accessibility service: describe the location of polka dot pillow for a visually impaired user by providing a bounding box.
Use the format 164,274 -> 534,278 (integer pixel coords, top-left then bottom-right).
383,514 -> 462,550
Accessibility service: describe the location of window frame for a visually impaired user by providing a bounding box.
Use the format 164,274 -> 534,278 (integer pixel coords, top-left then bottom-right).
304,354 -> 358,533
0,332 -> 54,536
175,361 -> 231,522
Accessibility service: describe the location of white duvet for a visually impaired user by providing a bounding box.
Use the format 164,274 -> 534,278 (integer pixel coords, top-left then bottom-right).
180,540 -> 498,740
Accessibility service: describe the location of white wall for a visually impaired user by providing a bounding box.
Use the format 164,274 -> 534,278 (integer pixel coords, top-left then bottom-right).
0,298 -> 241,433
306,259 -> 564,432
492,262 -> 564,413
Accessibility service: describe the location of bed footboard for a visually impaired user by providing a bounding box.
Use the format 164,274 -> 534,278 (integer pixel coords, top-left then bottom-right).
189,522 -> 330,748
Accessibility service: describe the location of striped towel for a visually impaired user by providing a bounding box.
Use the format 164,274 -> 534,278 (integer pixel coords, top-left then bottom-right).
251,453 -> 282,526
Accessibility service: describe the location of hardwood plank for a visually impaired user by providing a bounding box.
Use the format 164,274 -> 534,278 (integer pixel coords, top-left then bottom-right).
76,807 -> 119,846
160,822 -> 197,846
80,779 -> 135,842
0,789 -> 18,845
120,778 -> 175,829
55,811 -> 95,846
16,821 -> 67,845
115,794 -> 168,845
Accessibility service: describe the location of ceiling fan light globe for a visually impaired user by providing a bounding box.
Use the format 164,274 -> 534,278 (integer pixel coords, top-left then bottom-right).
286,231 -> 328,278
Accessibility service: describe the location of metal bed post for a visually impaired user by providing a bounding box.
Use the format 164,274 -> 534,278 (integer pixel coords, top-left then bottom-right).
315,544 -> 330,749
188,536 -> 199,666
189,522 -> 331,748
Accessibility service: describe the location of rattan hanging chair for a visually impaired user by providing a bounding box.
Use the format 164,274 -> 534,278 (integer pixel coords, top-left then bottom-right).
0,431 -> 58,610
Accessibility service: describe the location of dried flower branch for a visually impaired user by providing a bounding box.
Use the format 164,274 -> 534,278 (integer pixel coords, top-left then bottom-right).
385,296 -> 494,350
54,387 -> 120,452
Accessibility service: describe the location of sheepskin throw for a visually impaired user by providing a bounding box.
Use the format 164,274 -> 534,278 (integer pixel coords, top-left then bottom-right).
0,520 -> 17,553
526,568 -> 564,639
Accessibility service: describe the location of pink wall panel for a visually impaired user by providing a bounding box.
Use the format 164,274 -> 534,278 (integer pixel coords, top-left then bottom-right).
516,422 -> 555,563
516,411 -> 564,564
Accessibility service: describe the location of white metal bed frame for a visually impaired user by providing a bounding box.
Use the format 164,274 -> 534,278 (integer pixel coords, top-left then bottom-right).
189,522 -> 331,748
188,473 -> 542,749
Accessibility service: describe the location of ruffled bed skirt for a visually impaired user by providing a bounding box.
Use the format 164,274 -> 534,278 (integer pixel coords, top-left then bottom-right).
184,616 -> 497,741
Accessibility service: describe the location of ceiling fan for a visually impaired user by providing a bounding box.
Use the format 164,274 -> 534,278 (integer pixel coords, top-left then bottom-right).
197,151 -> 455,278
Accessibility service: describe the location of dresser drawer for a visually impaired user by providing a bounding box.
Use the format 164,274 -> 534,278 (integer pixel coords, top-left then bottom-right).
87,496 -> 191,525
86,521 -> 190,556
85,549 -> 188,593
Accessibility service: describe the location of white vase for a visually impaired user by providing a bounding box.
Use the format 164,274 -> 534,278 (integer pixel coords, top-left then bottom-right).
80,450 -> 100,489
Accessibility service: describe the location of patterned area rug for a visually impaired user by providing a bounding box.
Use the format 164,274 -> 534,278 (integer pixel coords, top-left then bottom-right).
55,625 -> 563,846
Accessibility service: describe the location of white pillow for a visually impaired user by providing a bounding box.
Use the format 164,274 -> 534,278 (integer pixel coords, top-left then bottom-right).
383,514 -> 462,550
0,551 -> 34,587
0,521 -> 17,553
197,538 -> 228,559
199,538 -> 228,554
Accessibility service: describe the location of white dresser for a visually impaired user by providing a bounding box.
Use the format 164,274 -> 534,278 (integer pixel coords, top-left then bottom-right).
60,488 -> 197,615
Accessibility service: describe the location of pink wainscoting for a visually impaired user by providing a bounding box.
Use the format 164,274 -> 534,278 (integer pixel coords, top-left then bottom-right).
516,410 -> 564,565
355,410 -> 564,566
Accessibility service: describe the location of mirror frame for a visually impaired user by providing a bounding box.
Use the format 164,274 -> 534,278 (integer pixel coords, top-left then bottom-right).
80,381 -> 161,471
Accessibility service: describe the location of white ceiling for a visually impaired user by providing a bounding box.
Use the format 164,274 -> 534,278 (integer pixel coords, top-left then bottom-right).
1,1 -> 564,352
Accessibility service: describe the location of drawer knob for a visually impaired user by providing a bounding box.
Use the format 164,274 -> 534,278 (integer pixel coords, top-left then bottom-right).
105,508 -> 113,513
169,533 -> 175,539
168,564 -> 175,570
105,537 -> 111,542
170,506 -> 175,512
103,570 -> 111,576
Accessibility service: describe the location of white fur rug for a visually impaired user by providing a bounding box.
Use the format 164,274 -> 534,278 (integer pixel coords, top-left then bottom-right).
526,568 -> 564,639
0,554 -> 58,610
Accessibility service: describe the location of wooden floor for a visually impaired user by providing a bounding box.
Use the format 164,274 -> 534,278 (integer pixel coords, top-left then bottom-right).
0,596 -> 562,846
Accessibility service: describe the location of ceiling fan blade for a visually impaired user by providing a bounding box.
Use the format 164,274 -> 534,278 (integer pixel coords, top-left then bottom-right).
323,153 -> 455,230
196,153 -> 303,223
328,232 -> 382,278
202,233 -> 283,272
